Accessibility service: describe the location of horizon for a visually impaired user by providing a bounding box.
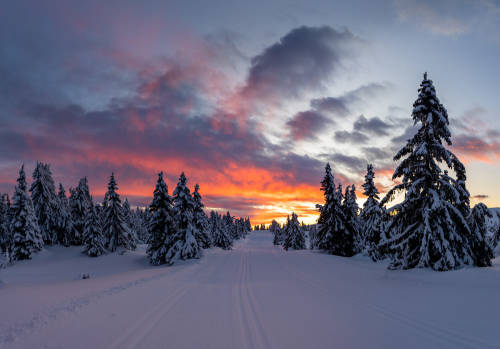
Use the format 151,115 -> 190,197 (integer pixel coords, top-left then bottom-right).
1,0 -> 499,225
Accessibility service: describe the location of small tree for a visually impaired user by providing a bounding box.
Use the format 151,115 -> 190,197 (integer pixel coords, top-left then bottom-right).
192,184 -> 211,249
343,184 -> 361,251
468,203 -> 494,267
103,173 -> 136,252
147,172 -> 176,265
283,213 -> 306,250
360,165 -> 385,260
30,162 -> 58,244
10,165 -> 43,260
210,211 -> 232,250
166,172 -> 201,263
69,177 -> 93,245
55,184 -> 73,246
83,206 -> 106,257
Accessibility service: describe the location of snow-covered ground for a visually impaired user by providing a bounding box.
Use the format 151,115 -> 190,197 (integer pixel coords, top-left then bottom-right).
1,231 -> 499,349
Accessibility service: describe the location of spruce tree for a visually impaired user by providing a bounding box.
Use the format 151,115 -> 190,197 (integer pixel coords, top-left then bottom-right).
223,211 -> 236,241
468,203 -> 494,267
69,177 -> 93,245
283,213 -> 306,250
192,184 -> 211,249
360,164 -> 385,260
343,184 -> 360,251
147,172 -> 175,265
83,206 -> 106,257
55,184 -> 73,246
381,73 -> 473,271
166,172 -> 201,262
103,173 -> 136,252
0,194 -> 11,257
316,164 -> 355,256
10,165 -> 43,260
30,162 -> 58,244
210,211 -> 232,250
132,207 -> 149,244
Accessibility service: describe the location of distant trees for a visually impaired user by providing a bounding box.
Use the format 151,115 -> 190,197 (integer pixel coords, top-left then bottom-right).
283,213 -> 306,250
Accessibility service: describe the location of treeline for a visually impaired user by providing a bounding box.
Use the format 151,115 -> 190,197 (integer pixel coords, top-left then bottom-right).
310,73 -> 500,271
0,166 -> 251,266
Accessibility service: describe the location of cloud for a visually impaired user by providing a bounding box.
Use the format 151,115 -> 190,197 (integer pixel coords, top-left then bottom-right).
334,130 -> 369,144
310,97 -> 350,117
452,134 -> 500,163
395,0 -> 469,36
353,115 -> 393,136
287,110 -> 333,141
240,26 -> 359,103
472,194 -> 489,199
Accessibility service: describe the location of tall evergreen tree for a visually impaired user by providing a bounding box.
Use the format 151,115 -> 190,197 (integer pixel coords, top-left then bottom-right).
147,172 -> 176,265
132,207 -> 150,244
223,211 -> 235,241
468,203 -> 494,267
316,164 -> 355,256
166,172 -> 201,262
103,173 -> 136,252
55,184 -> 73,246
192,184 -> 211,249
381,73 -> 473,271
10,165 -> 43,260
69,177 -> 93,245
30,162 -> 58,244
343,184 -> 361,251
83,206 -> 106,257
360,165 -> 385,260
283,213 -> 306,250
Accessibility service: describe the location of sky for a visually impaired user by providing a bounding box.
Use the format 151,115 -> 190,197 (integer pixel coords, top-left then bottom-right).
1,0 -> 499,224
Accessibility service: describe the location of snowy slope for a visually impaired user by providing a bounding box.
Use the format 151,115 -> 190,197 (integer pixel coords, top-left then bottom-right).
1,232 -> 499,349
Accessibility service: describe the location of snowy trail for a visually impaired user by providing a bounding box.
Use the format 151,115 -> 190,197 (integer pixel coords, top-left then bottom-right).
1,231 -> 499,349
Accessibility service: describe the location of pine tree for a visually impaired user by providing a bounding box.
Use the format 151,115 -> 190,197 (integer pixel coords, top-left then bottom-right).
30,162 -> 58,244
468,203 -> 494,267
83,206 -> 106,257
360,164 -> 385,260
103,173 -> 136,252
192,184 -> 211,249
223,211 -> 235,241
283,213 -> 306,250
343,184 -> 361,251
210,211 -> 232,250
147,172 -> 176,265
10,165 -> 43,260
132,207 -> 149,244
54,184 -> 73,246
69,177 -> 93,245
381,73 -> 473,271
0,194 -> 11,257
316,164 -> 355,256
166,172 -> 201,262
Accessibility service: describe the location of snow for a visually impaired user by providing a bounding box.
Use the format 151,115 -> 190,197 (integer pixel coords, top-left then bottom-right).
1,231 -> 499,349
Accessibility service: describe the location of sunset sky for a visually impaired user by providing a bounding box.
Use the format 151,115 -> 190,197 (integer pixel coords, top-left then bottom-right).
1,0 -> 499,224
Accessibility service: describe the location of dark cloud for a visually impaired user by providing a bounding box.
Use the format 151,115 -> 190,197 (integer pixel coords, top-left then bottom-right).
472,194 -> 489,199
242,26 -> 358,101
334,130 -> 369,144
353,115 -> 393,136
310,97 -> 350,117
362,147 -> 392,162
287,110 -> 333,141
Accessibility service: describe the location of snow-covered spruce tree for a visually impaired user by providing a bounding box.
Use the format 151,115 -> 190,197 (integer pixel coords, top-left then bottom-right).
83,206 -> 106,257
223,211 -> 236,241
283,212 -> 306,250
147,172 -> 175,265
309,224 -> 317,250
30,162 -> 58,244
381,73 -> 474,271
69,177 -> 93,245
132,207 -> 149,244
10,165 -> 43,260
0,194 -> 12,260
210,211 -> 232,250
103,173 -> 136,252
270,219 -> 280,245
467,203 -> 494,267
343,185 -> 361,252
166,172 -> 201,262
55,184 -> 73,246
360,164 -> 385,260
316,164 -> 355,256
192,184 -> 211,249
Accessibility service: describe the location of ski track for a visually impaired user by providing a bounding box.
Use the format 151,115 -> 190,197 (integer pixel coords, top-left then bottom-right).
270,248 -> 498,349
0,262 -> 201,348
233,247 -> 271,349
